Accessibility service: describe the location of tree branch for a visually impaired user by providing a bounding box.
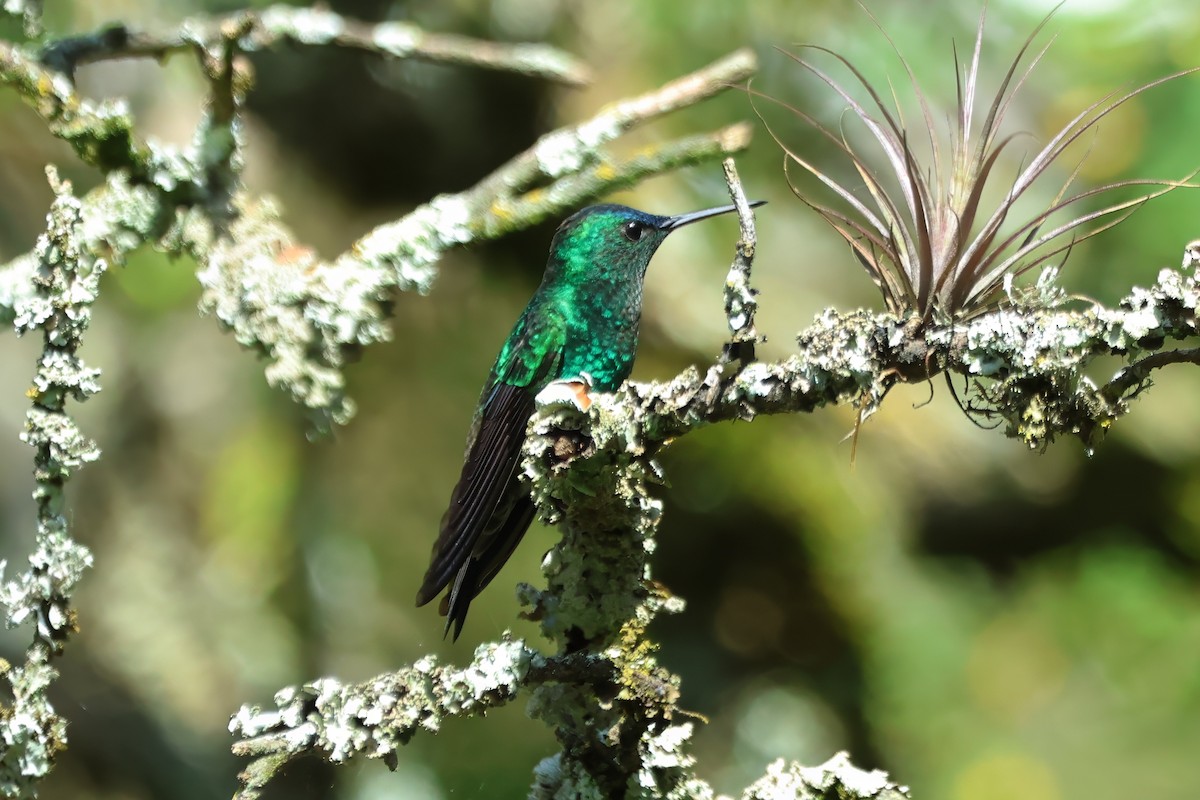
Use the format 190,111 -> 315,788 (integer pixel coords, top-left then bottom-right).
39,5 -> 591,86
1100,347 -> 1200,404
0,167 -> 99,794
719,156 -> 762,365
611,261 -> 1200,454
229,638 -> 539,800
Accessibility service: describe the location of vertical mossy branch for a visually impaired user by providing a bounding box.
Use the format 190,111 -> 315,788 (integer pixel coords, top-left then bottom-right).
0,168 -> 99,796
518,163 -> 766,798
522,396 -> 699,799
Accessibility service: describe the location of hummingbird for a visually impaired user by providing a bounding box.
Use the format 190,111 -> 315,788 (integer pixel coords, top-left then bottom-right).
416,200 -> 765,639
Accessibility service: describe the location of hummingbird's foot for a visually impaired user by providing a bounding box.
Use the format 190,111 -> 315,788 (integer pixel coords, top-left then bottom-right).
536,372 -> 594,411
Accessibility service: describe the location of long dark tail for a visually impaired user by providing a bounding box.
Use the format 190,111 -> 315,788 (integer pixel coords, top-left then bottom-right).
438,488 -> 536,639
416,383 -> 537,640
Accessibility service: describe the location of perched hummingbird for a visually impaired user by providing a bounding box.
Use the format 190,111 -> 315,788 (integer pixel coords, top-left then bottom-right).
416,200 -> 765,639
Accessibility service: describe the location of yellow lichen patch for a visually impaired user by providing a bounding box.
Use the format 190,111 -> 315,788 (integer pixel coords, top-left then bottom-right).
594,161 -> 616,181
490,198 -> 515,222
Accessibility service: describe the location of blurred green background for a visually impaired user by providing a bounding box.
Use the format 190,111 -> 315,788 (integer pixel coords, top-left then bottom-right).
2,1 -> 1199,798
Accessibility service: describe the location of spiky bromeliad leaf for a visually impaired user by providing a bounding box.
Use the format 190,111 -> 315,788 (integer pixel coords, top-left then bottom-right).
760,4 -> 1196,322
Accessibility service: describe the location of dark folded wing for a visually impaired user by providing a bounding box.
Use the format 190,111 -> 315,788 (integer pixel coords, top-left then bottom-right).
416,382 -> 535,604
442,488 -> 537,640
416,307 -> 565,639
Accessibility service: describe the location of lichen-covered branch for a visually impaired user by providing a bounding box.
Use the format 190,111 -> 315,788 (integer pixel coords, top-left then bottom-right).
601,257 -> 1200,455
39,5 -> 590,86
520,399 -> 703,798
229,638 -> 539,800
0,168 -> 100,796
0,41 -> 174,180
740,755 -> 908,800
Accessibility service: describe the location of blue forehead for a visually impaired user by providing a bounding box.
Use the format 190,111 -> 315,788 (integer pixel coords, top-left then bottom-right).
560,204 -> 668,233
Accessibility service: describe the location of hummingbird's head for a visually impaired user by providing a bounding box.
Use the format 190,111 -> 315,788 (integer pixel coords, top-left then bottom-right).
545,201 -> 764,284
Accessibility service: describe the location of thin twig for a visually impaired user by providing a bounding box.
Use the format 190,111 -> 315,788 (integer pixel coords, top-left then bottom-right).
1101,347 -> 1200,404
720,156 -> 762,365
39,5 -> 590,85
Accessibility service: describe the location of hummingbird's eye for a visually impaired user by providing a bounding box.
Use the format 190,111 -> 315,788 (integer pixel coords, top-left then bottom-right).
621,220 -> 646,242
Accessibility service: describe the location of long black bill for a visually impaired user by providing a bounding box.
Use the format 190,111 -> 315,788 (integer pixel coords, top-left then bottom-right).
660,199 -> 767,231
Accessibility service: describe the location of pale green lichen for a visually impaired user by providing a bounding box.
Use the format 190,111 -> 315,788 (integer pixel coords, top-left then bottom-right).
0,255 -> 36,327
739,754 -> 907,800
0,660 -> 66,797
0,528 -> 92,640
230,638 -> 536,765
196,194 -> 417,427
340,193 -> 472,292
531,114 -> 624,178
637,723 -> 716,800
0,169 -> 103,796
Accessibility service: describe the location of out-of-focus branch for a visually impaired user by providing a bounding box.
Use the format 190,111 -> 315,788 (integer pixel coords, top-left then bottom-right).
1100,347 -> 1200,405
471,48 -> 755,202
1,0 -> 42,37
0,168 -> 99,794
0,41 -> 166,178
39,5 -> 591,86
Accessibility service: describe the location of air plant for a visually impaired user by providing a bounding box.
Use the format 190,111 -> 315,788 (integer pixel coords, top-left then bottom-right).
762,5 -> 1195,323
